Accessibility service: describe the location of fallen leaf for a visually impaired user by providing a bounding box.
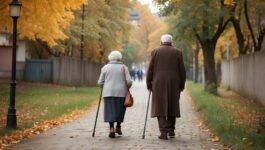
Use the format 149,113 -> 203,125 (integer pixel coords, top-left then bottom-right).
211,136 -> 219,142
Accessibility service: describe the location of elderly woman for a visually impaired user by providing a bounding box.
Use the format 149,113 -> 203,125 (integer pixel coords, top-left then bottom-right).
98,50 -> 132,138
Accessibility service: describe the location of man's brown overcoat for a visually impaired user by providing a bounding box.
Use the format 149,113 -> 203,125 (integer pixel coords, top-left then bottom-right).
146,43 -> 186,118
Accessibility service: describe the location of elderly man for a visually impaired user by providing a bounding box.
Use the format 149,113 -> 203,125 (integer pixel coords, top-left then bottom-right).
146,34 -> 186,140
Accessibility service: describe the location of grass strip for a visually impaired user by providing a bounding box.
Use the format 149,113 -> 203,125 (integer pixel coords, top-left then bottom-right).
0,81 -> 100,136
187,81 -> 265,150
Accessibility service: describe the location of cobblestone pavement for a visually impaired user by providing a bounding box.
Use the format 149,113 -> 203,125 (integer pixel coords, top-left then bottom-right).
8,82 -> 222,150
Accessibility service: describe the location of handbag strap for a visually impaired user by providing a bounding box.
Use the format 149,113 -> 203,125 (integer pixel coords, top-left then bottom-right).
122,66 -> 130,92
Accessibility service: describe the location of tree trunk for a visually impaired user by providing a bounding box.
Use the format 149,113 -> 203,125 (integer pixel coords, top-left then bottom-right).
201,41 -> 217,94
244,0 -> 265,52
244,0 -> 260,52
194,41 -> 200,83
216,62 -> 222,84
191,47 -> 194,81
257,30 -> 265,51
231,17 -> 247,55
192,0 -> 231,94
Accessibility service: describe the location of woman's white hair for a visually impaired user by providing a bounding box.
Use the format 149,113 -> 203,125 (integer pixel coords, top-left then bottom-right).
108,50 -> 122,61
161,34 -> 173,43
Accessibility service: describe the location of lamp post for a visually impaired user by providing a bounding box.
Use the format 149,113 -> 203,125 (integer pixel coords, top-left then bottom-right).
6,0 -> 21,129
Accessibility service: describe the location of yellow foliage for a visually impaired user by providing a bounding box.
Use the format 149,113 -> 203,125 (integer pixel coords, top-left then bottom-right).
198,48 -> 204,66
224,0 -> 234,5
216,28 -> 238,63
63,0 -> 131,62
132,1 -> 165,60
197,28 -> 239,66
0,0 -> 86,46
170,0 -> 180,3
148,23 -> 168,52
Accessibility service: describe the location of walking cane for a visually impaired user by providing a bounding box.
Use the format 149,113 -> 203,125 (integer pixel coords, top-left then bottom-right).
92,87 -> 103,137
142,90 -> 151,139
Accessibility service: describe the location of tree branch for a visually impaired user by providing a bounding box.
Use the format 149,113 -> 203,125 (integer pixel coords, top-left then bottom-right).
193,28 -> 202,45
257,28 -> 265,51
220,0 -> 225,6
36,39 -> 61,57
213,17 -> 233,42
213,0 -> 239,43
223,17 -> 233,30
244,0 -> 257,51
244,35 -> 251,53
213,0 -> 236,42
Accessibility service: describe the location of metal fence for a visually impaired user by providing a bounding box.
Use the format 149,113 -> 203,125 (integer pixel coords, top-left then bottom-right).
24,59 -> 53,82
24,57 -> 102,86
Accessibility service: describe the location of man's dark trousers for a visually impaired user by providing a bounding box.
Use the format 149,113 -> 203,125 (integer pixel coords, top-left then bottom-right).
157,116 -> 176,133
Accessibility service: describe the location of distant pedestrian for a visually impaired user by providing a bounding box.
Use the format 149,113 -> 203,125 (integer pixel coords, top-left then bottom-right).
146,34 -> 186,140
98,50 -> 132,138
137,69 -> 143,82
130,68 -> 136,81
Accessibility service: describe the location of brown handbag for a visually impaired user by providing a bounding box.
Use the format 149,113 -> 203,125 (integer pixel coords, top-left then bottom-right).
122,66 -> 134,107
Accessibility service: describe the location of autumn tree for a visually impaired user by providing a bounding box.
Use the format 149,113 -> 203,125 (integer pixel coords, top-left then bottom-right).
244,0 -> 265,52
224,0 -> 265,55
126,39 -> 142,67
226,0 -> 249,55
58,0 -> 132,62
155,0 -> 233,93
148,22 -> 168,52
132,1 -> 163,61
26,39 -> 63,59
216,27 -> 238,61
193,41 -> 201,83
0,0 -> 86,46
165,15 -> 196,80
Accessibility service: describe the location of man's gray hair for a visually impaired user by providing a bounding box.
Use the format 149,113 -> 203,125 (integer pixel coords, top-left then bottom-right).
108,50 -> 122,61
161,34 -> 173,43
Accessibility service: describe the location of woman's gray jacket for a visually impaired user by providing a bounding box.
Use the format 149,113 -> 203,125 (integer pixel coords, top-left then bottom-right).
98,61 -> 132,98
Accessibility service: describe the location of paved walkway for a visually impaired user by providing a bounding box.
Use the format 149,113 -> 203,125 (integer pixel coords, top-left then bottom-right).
8,82 -> 222,150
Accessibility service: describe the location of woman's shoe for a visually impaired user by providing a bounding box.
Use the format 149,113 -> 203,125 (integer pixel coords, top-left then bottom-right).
109,128 -> 115,138
115,127 -> 122,135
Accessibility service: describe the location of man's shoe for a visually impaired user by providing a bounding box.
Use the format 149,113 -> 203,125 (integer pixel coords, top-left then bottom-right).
109,128 -> 115,138
168,131 -> 175,137
115,127 -> 122,135
158,133 -> 168,140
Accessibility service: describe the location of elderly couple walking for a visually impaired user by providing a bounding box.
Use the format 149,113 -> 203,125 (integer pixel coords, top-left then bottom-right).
97,34 -> 186,139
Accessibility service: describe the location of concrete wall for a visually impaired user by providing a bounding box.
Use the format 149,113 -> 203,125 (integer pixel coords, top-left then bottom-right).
53,57 -> 102,86
221,51 -> 265,106
0,34 -> 9,45
17,40 -> 26,62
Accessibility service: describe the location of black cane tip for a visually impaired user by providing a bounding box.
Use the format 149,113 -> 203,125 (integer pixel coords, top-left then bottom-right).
92,133 -> 95,137
142,135 -> 145,139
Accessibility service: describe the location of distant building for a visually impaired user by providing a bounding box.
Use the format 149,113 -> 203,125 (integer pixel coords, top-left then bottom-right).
0,31 -> 27,79
0,31 -> 10,46
129,8 -> 140,26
